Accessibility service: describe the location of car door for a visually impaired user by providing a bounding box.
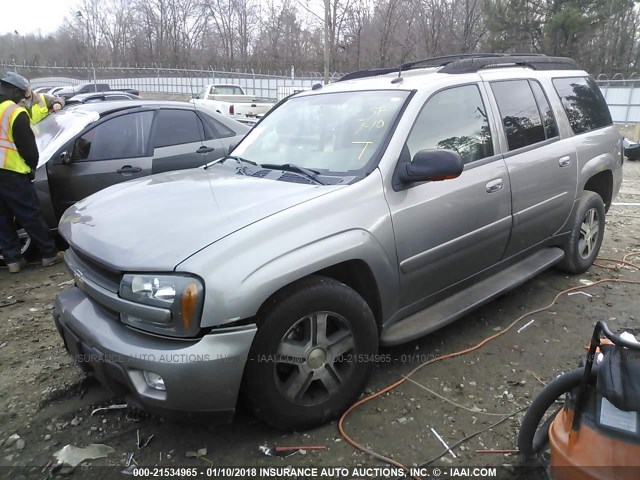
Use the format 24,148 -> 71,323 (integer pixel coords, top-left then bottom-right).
487,79 -> 577,257
47,110 -> 154,217
198,111 -> 243,160
385,84 -> 512,309
151,109 -> 223,173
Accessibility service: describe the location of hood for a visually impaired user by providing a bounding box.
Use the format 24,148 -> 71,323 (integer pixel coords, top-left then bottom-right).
59,167 -> 344,271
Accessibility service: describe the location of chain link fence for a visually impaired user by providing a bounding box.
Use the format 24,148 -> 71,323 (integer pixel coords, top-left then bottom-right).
2,61 -> 638,121
595,73 -> 640,124
0,62 -> 344,101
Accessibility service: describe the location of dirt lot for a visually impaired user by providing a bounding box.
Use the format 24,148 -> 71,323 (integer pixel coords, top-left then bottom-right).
1,160 -> 639,479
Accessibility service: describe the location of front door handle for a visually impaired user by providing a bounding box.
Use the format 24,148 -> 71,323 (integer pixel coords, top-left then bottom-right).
486,178 -> 503,193
559,156 -> 572,167
117,165 -> 142,174
196,146 -> 215,154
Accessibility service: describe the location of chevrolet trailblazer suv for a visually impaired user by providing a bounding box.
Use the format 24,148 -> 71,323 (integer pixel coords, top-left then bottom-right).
53,54 -> 623,430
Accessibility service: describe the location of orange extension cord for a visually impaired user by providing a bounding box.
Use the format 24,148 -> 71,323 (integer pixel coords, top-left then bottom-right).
338,253 -> 640,479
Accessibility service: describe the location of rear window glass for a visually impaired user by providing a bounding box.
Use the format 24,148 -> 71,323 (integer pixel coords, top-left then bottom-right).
552,77 -> 612,134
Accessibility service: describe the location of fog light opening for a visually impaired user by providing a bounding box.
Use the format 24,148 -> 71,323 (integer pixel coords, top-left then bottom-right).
143,370 -> 166,391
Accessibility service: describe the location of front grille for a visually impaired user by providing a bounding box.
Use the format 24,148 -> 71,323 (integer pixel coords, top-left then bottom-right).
66,247 -> 121,293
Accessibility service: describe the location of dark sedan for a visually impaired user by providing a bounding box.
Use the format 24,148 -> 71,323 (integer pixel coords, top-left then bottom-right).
4,101 -> 249,259
65,91 -> 142,106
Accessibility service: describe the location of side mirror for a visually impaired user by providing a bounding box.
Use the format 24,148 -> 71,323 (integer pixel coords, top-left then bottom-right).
398,149 -> 464,183
60,151 -> 72,165
192,93 -> 198,99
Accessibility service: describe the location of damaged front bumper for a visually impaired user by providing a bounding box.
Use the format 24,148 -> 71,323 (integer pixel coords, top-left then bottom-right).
53,286 -> 256,421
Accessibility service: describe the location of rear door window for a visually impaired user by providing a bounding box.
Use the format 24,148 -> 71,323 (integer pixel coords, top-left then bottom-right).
152,110 -> 203,148
200,114 -> 237,139
530,81 -> 559,140
552,76 -> 612,134
491,80 -> 546,151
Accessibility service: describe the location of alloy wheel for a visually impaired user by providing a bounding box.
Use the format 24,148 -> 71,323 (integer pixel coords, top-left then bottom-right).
274,311 -> 356,406
578,208 -> 600,259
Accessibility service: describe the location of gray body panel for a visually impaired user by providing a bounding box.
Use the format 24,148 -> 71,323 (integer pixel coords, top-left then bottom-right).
54,65 -> 622,416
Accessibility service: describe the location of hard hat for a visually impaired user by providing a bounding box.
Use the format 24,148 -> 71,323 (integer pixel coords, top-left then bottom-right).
0,72 -> 29,92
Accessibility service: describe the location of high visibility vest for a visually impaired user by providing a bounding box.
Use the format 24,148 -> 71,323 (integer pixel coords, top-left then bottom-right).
28,93 -> 50,124
0,100 -> 31,174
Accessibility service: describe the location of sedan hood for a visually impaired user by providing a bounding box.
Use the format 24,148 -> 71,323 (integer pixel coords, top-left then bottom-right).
59,167 -> 343,271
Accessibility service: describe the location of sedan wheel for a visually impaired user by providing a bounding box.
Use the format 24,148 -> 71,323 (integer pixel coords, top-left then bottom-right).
0,229 -> 32,263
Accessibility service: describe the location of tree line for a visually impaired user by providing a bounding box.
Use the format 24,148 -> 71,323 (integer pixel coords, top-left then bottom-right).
1,0 -> 639,76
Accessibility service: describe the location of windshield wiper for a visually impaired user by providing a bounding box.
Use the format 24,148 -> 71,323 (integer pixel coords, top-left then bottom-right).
260,163 -> 325,185
204,155 -> 257,170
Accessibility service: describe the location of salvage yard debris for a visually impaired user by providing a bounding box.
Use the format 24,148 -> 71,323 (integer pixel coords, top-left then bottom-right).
90,403 -> 128,416
53,443 -> 115,468
516,319 -> 535,333
430,428 -> 457,459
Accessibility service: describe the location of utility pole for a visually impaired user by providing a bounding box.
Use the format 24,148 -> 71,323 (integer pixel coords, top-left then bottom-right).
323,0 -> 330,84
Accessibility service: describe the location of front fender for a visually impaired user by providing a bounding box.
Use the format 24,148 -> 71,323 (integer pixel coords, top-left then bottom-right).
192,229 -> 398,329
241,229 -> 397,317
177,171 -> 399,328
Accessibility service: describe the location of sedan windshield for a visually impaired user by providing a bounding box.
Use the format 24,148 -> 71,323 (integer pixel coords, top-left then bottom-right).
32,109 -> 99,168
232,90 -> 410,176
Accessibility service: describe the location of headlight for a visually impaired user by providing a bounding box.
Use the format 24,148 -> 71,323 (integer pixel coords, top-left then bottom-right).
119,274 -> 204,337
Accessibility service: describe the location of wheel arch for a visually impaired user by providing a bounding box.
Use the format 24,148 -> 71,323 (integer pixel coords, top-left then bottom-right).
255,259 -> 384,333
583,170 -> 613,213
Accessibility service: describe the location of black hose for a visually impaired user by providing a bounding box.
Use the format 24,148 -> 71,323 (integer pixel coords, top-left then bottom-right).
518,367 -> 595,455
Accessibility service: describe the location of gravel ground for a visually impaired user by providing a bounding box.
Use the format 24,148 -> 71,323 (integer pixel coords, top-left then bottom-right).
0,160 -> 638,480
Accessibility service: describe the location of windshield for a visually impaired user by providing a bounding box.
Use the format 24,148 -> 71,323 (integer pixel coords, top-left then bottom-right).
32,108 -> 99,168
232,90 -> 410,175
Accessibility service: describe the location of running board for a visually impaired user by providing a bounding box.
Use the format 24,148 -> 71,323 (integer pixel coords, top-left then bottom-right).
380,247 -> 564,346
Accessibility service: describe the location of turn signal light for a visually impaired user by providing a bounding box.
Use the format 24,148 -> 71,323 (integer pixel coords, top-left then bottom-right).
181,283 -> 198,330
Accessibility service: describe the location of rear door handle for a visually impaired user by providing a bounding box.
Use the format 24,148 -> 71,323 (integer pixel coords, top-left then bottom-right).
197,146 -> 215,154
117,165 -> 142,174
559,156 -> 572,167
486,178 -> 503,193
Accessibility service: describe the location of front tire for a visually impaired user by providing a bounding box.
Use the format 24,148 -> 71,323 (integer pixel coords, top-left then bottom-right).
557,191 -> 605,274
244,276 -> 378,430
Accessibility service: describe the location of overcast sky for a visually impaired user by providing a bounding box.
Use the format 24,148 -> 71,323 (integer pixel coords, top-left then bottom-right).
1,0 -> 78,36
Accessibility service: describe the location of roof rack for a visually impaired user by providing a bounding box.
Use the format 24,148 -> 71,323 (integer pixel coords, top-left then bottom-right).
337,53 -> 579,82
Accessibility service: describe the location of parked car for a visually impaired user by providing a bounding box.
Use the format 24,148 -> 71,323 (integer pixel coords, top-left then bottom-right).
53,54 -> 622,430
48,86 -> 69,96
623,137 -> 640,160
33,86 -> 54,93
56,82 -> 140,100
65,91 -> 141,106
2,100 -> 248,259
191,83 -> 275,121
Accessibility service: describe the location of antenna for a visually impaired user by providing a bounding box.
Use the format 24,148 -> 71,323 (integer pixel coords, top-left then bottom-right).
391,64 -> 404,84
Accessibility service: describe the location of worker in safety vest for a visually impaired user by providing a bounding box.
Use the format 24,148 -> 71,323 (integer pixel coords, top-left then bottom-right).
0,72 -> 63,273
20,86 -> 65,124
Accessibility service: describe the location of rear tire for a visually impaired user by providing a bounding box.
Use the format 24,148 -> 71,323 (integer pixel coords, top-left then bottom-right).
244,276 -> 378,430
557,191 -> 605,274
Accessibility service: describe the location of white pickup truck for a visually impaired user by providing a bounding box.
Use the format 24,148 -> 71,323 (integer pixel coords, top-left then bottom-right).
191,84 -> 274,123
